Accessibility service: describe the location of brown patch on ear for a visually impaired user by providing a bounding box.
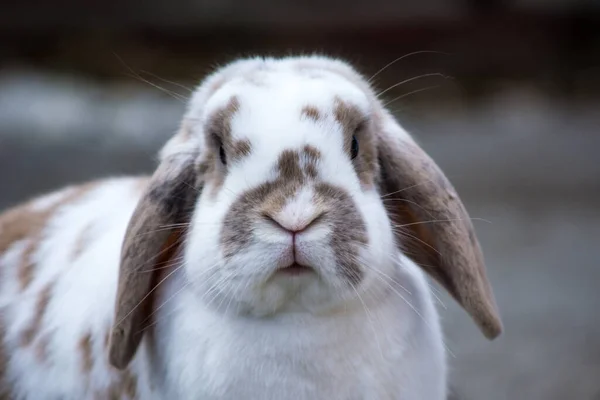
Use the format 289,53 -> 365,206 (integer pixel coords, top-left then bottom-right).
301,105 -> 322,122
0,182 -> 97,291
20,282 -> 53,347
377,129 -> 502,339
79,332 -> 93,373
109,157 -> 199,370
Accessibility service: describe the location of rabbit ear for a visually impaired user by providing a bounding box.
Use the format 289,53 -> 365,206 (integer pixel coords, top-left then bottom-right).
376,111 -> 502,339
108,138 -> 201,370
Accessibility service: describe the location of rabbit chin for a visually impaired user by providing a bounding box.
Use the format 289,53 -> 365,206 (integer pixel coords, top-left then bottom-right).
186,241 -> 399,322
183,247 -> 358,319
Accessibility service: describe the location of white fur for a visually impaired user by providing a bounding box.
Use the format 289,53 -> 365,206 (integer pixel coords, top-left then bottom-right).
0,55 -> 448,399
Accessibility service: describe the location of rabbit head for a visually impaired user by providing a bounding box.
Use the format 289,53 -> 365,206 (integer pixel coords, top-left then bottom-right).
109,55 -> 503,369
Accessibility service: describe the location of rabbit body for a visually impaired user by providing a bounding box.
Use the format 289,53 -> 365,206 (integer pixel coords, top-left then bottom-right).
0,177 -> 445,400
0,54 -> 502,400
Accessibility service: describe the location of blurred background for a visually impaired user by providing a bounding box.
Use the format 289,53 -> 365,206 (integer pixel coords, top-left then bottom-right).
1,0 -> 599,398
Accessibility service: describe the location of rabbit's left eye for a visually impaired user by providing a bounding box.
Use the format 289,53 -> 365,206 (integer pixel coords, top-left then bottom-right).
351,136 -> 359,159
219,145 -> 227,165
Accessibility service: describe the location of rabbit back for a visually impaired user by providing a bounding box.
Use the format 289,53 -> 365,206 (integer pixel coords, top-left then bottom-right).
0,176 -> 152,399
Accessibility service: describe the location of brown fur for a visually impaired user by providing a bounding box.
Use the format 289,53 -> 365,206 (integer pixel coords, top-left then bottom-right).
221,147 -> 367,284
376,122 -> 502,339
109,153 -> 198,369
201,96 -> 253,196
20,282 -> 53,347
231,139 -> 252,161
205,96 -> 244,162
0,182 -> 97,291
333,97 -> 378,188
79,332 -> 93,373
109,58 -> 502,374
0,182 -> 97,397
301,105 -> 322,122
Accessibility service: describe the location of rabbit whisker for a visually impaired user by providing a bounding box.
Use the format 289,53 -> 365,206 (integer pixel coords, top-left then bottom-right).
348,280 -> 385,363
367,50 -> 452,84
376,73 -> 447,99
382,85 -> 441,108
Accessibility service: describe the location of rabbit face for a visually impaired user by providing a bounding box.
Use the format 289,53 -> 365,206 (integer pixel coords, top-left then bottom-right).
109,55 -> 502,370
184,68 -> 395,316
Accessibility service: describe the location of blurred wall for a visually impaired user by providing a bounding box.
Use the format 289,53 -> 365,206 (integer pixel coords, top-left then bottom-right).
1,1 -> 600,399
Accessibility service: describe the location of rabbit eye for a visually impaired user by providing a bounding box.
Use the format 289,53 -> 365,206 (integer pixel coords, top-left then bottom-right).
219,145 -> 227,165
351,136 -> 359,159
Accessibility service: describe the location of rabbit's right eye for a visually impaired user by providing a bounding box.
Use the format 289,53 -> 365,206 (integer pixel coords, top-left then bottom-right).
219,145 -> 227,165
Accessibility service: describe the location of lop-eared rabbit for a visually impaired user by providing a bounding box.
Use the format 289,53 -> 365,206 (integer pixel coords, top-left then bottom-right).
0,55 -> 502,399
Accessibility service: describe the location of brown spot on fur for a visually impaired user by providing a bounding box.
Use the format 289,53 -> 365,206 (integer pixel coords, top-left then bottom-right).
79,332 -> 93,373
0,182 -> 97,291
206,96 -> 240,143
18,240 -> 37,291
314,184 -> 368,284
333,97 -> 378,188
231,139 -> 252,161
303,145 -> 321,179
277,150 -> 304,182
203,96 -> 250,196
20,282 -> 52,347
333,97 -> 365,144
301,105 -> 322,122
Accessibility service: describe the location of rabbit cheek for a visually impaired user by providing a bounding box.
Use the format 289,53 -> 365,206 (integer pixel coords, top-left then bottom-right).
312,184 -> 368,286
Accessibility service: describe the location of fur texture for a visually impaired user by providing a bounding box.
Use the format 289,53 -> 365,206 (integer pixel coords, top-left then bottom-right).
0,55 -> 502,399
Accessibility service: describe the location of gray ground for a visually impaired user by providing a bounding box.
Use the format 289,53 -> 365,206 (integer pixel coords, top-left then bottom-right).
1,71 -> 599,399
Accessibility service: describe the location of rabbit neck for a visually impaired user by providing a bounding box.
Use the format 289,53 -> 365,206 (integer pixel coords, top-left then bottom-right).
140,258 -> 447,400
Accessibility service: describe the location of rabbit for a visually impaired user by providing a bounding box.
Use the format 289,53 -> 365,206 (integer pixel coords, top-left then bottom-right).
0,54 -> 502,400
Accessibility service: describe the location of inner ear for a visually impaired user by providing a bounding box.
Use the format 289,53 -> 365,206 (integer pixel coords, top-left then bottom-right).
108,158 -> 200,369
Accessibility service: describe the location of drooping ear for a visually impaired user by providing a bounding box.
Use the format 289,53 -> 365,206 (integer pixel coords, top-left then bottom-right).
376,111 -> 502,339
108,145 -> 201,370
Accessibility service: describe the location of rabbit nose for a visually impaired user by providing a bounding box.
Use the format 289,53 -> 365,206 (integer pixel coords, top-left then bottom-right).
261,211 -> 325,235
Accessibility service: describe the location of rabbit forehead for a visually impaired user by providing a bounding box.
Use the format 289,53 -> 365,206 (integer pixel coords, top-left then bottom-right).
202,67 -> 371,140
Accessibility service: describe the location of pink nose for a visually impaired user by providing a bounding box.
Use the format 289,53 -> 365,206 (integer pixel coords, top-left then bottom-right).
262,212 -> 324,235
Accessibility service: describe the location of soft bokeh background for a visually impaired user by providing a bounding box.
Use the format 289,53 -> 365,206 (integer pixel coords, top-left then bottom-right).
1,1 -> 599,399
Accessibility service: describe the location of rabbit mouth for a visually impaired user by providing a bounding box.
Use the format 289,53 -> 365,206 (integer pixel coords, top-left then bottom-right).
276,262 -> 314,276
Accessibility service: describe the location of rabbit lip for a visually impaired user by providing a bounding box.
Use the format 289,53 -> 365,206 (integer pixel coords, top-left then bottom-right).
277,262 -> 314,276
